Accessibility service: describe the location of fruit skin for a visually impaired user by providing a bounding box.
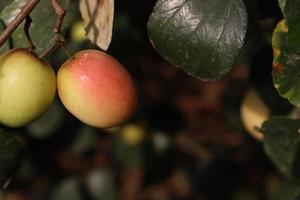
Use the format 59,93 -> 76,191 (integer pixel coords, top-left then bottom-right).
0,48 -> 56,127
57,50 -> 137,128
240,89 -> 270,141
71,20 -> 87,43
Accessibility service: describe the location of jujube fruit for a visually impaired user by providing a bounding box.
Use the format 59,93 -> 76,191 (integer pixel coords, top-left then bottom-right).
57,49 -> 137,128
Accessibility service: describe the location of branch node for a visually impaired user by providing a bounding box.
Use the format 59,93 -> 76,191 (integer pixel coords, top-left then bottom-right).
40,0 -> 71,59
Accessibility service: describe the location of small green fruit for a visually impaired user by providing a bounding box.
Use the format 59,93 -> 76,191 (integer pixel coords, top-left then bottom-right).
0,48 -> 56,127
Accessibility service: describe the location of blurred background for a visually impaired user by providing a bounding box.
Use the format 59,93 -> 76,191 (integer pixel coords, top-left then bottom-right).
1,0 -> 299,200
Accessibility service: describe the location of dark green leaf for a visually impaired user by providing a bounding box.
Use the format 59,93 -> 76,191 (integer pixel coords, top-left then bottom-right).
0,19 -> 10,53
278,0 -> 286,14
147,0 -> 248,80
26,99 -> 65,139
0,129 -> 23,188
261,117 -> 300,180
295,192 -> 300,200
112,134 -> 143,168
271,180 -> 300,200
281,0 -> 300,32
0,0 -> 12,13
0,0 -> 76,55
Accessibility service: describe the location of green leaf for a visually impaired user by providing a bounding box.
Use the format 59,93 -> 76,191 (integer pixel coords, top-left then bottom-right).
0,0 -> 12,13
271,1 -> 300,107
272,180 -> 300,200
112,134 -> 143,168
272,19 -> 300,107
147,0 -> 247,80
281,0 -> 300,32
0,0 -> 76,55
261,117 -> 300,180
0,129 -> 23,188
0,20 -> 10,54
295,192 -> 300,200
278,0 -> 286,14
26,99 -> 65,139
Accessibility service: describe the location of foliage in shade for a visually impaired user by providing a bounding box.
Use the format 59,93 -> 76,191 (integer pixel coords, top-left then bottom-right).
0,0 -> 76,55
272,181 -> 300,200
0,19 -> 10,53
0,0 -> 12,13
147,0 -> 247,80
0,129 -> 23,188
280,0 -> 300,31
261,117 -> 300,180
278,0 -> 286,14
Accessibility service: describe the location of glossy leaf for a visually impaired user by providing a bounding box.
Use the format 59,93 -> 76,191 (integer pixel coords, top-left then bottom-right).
261,117 -> 300,179
0,0 -> 76,55
0,129 -> 23,188
147,0 -> 247,80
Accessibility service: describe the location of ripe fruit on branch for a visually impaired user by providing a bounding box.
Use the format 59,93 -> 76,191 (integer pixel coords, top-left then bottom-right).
57,50 -> 137,128
240,89 -> 270,141
0,48 -> 56,127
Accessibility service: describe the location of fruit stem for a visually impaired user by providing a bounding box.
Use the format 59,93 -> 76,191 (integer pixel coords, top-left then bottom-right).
0,0 -> 41,47
24,15 -> 36,51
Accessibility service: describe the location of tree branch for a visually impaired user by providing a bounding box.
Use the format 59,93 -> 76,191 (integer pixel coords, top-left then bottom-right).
0,0 -> 41,47
51,0 -> 65,34
40,0 -> 71,59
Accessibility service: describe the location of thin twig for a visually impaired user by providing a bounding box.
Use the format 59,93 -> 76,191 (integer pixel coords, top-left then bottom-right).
40,0 -> 71,59
39,41 -> 58,58
39,35 -> 72,59
51,0 -> 65,34
56,34 -> 72,58
0,0 -> 41,47
24,15 -> 35,51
